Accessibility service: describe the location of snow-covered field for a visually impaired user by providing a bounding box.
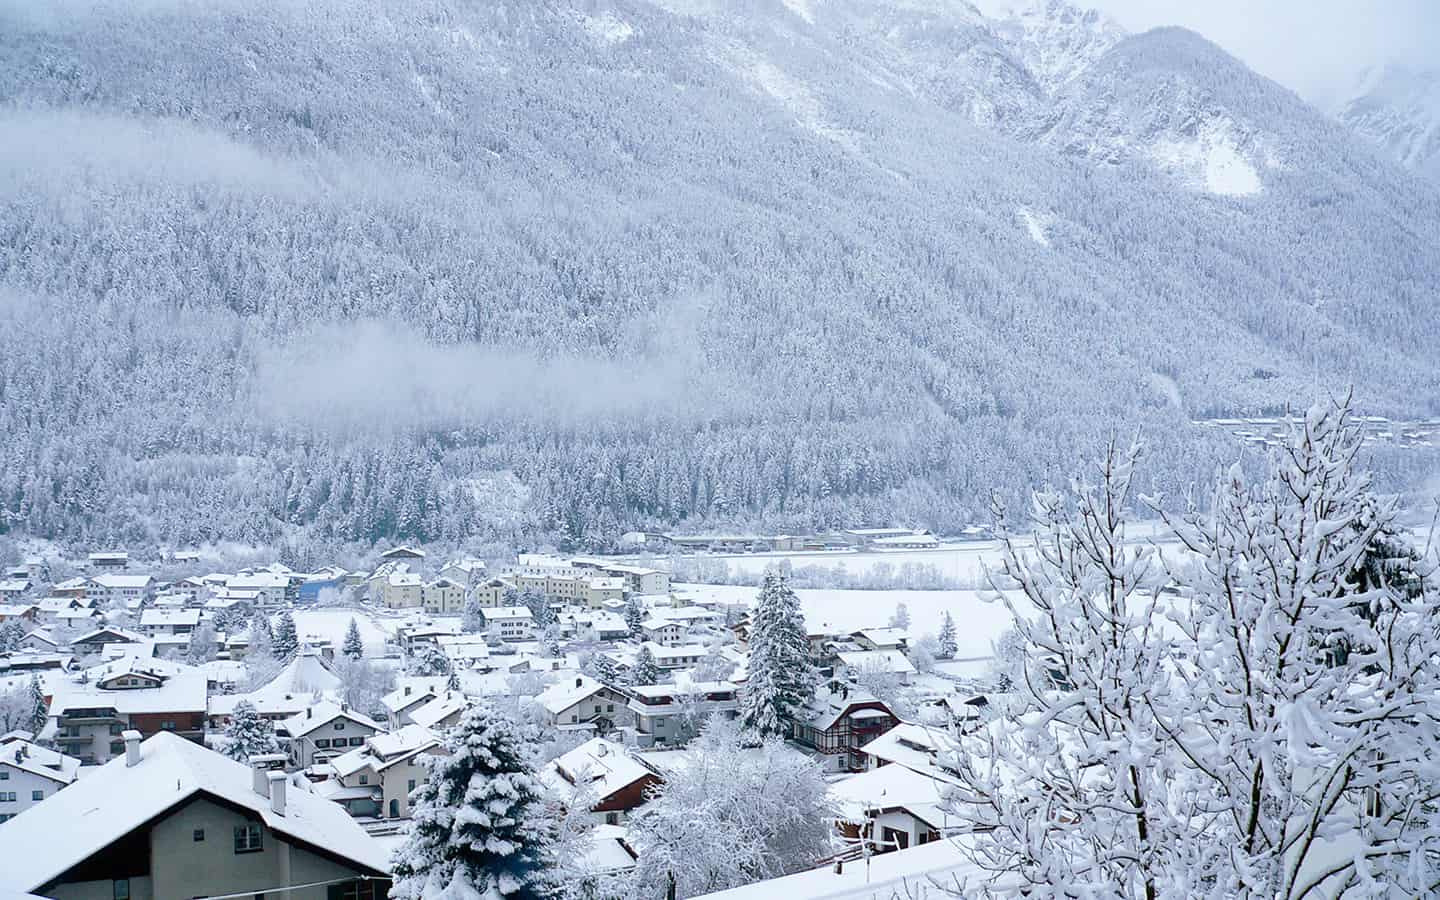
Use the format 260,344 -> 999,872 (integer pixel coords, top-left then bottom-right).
675,583 -> 1021,661
292,608 -> 396,656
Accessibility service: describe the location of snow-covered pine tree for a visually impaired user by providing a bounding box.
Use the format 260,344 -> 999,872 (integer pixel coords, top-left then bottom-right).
223,699 -> 279,761
629,645 -> 660,686
0,619 -> 25,653
26,673 -> 47,734
409,643 -> 451,677
461,595 -> 486,634
186,621 -> 217,664
623,596 -> 644,638
889,601 -> 910,631
271,610 -> 299,660
590,653 -> 621,686
391,702 -> 556,900
445,668 -> 461,693
738,572 -> 815,739
249,609 -> 274,657
938,611 -> 958,659
342,618 -> 364,659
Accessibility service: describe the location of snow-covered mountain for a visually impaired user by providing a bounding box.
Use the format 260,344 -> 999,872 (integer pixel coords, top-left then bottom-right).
1336,65 -> 1440,182
0,0 -> 1437,550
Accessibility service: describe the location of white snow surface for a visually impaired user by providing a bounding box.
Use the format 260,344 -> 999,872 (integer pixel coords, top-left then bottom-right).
580,12 -> 634,46
1150,119 -> 1262,196
0,732 -> 389,892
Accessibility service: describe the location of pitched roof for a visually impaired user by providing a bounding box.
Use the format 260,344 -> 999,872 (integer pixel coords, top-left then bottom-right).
534,674 -> 607,714
330,724 -> 442,778
0,738 -> 81,786
408,692 -> 468,729
49,659 -> 207,716
380,682 -> 441,714
544,738 -> 657,804
0,732 -> 389,892
280,701 -> 384,739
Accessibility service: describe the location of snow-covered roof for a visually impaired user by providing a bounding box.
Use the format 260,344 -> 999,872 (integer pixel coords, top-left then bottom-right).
331,724 -> 442,778
138,608 -> 201,627
853,627 -> 910,647
208,652 -> 341,717
693,834 -> 994,900
0,737 -> 81,786
481,606 -> 533,621
380,681 -> 441,714
534,674 -> 609,714
408,692 -> 469,730
281,701 -> 384,739
71,626 -> 144,645
575,823 -> 638,876
827,763 -> 955,830
87,551 -> 129,562
859,723 -> 962,785
49,658 -> 207,716
0,732 -> 390,892
90,574 -> 153,589
545,737 -> 657,803
800,686 -> 893,733
381,546 -> 427,559
227,572 -> 291,590
837,649 -> 917,677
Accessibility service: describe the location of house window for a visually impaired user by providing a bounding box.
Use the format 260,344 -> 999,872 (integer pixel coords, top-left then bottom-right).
234,823 -> 263,853
161,721 -> 176,731
31,790 -> 43,801
325,879 -> 389,900
113,879 -> 130,900
359,775 -> 368,785
350,737 -> 364,746
315,739 -> 331,749
109,724 -> 124,735
1,791 -> 15,802
194,829 -> 205,841
408,779 -> 417,792
605,812 -> 619,825
606,704 -> 614,713
334,722 -> 345,731
0,771 -> 7,780
110,742 -> 125,756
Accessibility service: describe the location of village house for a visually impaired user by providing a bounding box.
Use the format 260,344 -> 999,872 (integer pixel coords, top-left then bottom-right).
17,627 -> 63,654
206,652 -> 342,728
860,722 -> 963,784
408,691 -> 469,731
626,680 -> 740,747
0,731 -> 391,900
438,557 -> 487,588
480,606 -> 535,642
0,734 -> 82,823
573,611 -> 630,643
68,626 -> 145,657
787,683 -> 898,773
581,576 -> 626,608
829,760 -> 956,853
0,603 -> 39,626
31,597 -> 82,626
434,634 -> 491,670
836,649 -> 917,685
640,618 -> 685,646
368,564 -> 423,609
379,682 -> 442,730
323,723 -> 445,820
226,572 -> 294,610
137,607 -> 200,638
645,642 -> 707,671
47,658 -> 209,766
0,578 -> 34,602
86,551 -> 130,570
421,576 -> 467,615
89,573 -> 155,607
471,577 -> 513,608
542,737 -> 662,826
533,674 -> 633,734
278,701 -> 385,770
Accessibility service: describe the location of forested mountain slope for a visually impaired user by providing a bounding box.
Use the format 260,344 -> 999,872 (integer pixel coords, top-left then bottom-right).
1,0 -> 1437,553
1336,64 -> 1440,183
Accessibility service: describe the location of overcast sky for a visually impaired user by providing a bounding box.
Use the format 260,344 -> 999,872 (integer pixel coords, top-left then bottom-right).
983,0 -> 1440,109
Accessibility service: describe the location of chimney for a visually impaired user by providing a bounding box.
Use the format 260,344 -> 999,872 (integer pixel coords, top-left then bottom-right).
576,677 -> 583,688
123,729 -> 142,767
251,756 -> 271,797
404,686 -> 411,696
268,771 -> 287,816
306,708 -> 312,719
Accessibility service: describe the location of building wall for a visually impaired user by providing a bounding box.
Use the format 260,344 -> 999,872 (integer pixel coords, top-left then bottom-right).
422,582 -> 466,614
292,718 -> 379,769
0,764 -> 64,822
49,876 -> 156,900
148,796 -> 369,900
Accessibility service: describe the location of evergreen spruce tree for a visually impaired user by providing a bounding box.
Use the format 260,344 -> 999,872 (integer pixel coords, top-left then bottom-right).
223,700 -> 279,761
938,611 -> 958,660
391,703 -> 556,900
26,673 -> 47,735
342,618 -> 364,659
446,668 -> 462,692
410,644 -> 452,677
461,595 -> 486,634
738,573 -> 816,738
0,620 -> 25,654
249,609 -> 275,658
272,610 -> 299,661
623,596 -> 645,638
591,653 -> 621,686
629,645 -> 660,687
